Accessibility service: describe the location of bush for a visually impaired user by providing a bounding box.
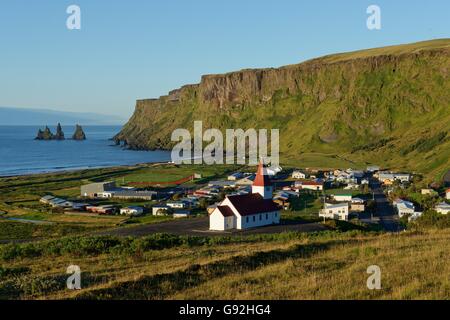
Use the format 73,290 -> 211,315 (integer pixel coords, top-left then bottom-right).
408,210 -> 450,229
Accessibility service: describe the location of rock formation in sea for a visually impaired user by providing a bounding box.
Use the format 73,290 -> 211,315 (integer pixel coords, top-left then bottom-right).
72,124 -> 86,140
35,126 -> 54,140
54,123 -> 65,140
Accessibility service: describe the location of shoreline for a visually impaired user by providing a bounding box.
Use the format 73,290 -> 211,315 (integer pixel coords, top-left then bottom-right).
0,160 -> 173,179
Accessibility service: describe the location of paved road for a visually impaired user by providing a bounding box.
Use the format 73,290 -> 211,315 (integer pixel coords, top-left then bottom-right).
369,179 -> 402,232
96,217 -> 327,238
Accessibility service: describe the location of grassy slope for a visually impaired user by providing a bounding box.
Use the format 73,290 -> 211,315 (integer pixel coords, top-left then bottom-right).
0,229 -> 448,299
117,39 -> 450,181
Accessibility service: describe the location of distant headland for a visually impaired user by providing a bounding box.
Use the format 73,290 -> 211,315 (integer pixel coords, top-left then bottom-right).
35,123 -> 86,141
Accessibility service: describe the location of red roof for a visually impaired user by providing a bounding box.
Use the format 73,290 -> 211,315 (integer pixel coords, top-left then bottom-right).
253,162 -> 272,187
227,193 -> 279,216
302,181 -> 323,186
446,189 -> 450,193
216,205 -> 234,217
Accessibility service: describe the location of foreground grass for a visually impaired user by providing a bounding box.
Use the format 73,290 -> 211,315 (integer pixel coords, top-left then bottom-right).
0,229 -> 448,300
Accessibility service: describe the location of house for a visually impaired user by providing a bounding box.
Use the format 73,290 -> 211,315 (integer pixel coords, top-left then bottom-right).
393,199 -> 415,217
421,189 -> 437,196
319,203 -> 349,221
446,189 -> 450,200
296,181 -> 324,191
378,172 -> 411,184
344,183 -> 359,190
350,197 -> 365,212
292,170 -> 308,179
435,202 -> 450,215
152,205 -> 171,216
167,201 -> 187,209
86,205 -> 117,215
228,172 -> 244,181
208,180 -> 236,188
235,174 -> 256,186
209,162 -> 280,231
273,190 -> 298,210
40,195 -> 55,204
266,165 -> 282,176
81,181 -> 116,198
395,173 -> 411,182
120,206 -> 144,216
332,193 -> 352,202
112,190 -> 158,200
173,210 -> 191,218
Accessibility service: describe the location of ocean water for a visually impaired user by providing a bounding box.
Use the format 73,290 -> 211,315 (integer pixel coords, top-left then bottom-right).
0,126 -> 171,177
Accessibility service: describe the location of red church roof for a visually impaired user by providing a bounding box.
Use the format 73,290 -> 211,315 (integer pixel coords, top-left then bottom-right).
216,206 -> 234,217
253,162 -> 272,187
226,193 -> 279,216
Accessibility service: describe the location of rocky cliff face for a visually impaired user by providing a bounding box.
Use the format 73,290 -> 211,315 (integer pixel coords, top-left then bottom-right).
114,39 -> 450,176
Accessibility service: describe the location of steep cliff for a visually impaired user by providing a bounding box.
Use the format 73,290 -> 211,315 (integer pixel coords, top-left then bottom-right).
115,39 -> 450,177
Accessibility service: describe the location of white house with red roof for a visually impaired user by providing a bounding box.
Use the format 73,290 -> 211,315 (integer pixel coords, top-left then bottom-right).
209,162 -> 281,231
446,189 -> 450,200
294,181 -> 324,191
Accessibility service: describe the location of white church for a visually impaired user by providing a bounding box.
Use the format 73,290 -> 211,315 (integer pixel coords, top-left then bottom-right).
209,162 -> 281,231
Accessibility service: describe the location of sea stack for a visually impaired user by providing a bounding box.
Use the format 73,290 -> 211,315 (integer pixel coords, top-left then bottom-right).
35,126 -> 54,140
72,124 -> 86,140
54,123 -> 65,140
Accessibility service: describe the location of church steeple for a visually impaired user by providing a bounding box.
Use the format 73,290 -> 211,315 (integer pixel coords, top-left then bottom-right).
252,161 -> 273,199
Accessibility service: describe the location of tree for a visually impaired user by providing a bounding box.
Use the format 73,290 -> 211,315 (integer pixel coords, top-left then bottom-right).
199,198 -> 208,210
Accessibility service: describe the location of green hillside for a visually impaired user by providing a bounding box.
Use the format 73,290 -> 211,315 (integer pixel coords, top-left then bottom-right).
115,39 -> 450,180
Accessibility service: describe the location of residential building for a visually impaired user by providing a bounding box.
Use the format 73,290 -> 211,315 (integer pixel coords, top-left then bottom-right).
209,162 -> 280,231
86,205 -> 117,215
208,180 -> 236,188
173,210 -> 191,218
292,170 -> 308,179
332,193 -> 352,202
227,172 -> 244,181
319,203 -> 349,221
393,199 -> 415,217
378,172 -> 411,184
266,165 -> 282,176
120,206 -> 144,216
167,201 -> 187,209
446,189 -> 450,200
152,205 -> 171,216
235,174 -> 256,186
296,181 -> 324,191
435,202 -> 450,215
113,190 -> 158,200
40,195 -> 55,204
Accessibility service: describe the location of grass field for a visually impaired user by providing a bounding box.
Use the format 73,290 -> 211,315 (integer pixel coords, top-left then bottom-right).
0,228 -> 448,300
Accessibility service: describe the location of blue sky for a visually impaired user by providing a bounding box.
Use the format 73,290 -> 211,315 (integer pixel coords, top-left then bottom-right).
0,0 -> 448,120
